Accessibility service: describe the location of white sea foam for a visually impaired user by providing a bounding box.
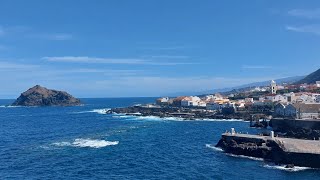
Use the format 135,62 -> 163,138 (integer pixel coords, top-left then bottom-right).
72,138 -> 119,148
73,108 -> 110,114
197,119 -> 247,122
0,105 -> 22,108
52,141 -> 71,147
226,153 -> 264,161
52,138 -> 119,148
91,108 -> 110,114
135,116 -> 164,121
205,144 -> 223,152
263,164 -> 312,172
109,114 -> 248,122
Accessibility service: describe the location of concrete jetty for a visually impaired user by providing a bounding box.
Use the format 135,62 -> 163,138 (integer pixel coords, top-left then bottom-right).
217,129 -> 320,168
222,132 -> 320,154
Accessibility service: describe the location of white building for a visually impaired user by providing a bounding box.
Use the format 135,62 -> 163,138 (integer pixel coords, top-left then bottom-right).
271,80 -> 277,94
283,92 -> 296,102
266,94 -> 288,103
156,97 -> 170,105
181,96 -> 201,107
245,98 -> 254,103
316,81 -> 320,88
312,93 -> 320,103
298,94 -> 315,104
206,102 -> 223,111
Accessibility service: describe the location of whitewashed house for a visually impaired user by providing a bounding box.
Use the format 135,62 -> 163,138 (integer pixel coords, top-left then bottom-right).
245,98 -> 254,103
266,94 -> 288,103
284,92 -> 296,102
156,97 -> 170,105
181,96 -> 201,107
316,81 -> 320,88
311,93 -> 320,103
298,94 -> 315,103
206,102 -> 223,111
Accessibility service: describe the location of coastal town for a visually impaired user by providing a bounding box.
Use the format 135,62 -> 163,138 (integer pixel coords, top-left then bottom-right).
110,79 -> 320,123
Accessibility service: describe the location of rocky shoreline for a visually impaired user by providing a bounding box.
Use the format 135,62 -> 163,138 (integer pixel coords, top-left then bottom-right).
108,105 -> 253,121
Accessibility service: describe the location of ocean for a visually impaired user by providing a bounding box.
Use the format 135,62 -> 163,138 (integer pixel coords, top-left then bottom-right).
0,97 -> 319,179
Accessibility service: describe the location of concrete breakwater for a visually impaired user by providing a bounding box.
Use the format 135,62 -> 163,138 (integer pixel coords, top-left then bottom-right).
270,118 -> 320,140
216,129 -> 320,168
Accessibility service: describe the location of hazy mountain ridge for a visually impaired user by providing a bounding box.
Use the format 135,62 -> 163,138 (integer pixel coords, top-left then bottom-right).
167,76 -> 305,96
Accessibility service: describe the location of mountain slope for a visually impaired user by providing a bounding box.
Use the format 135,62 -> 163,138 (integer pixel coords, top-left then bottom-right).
296,68 -> 320,84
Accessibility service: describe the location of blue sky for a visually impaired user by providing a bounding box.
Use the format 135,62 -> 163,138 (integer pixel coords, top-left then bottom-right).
1,0 -> 320,98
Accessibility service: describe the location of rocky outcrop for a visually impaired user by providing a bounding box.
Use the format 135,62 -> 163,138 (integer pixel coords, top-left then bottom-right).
216,133 -> 320,168
12,85 -> 81,106
216,135 -> 285,162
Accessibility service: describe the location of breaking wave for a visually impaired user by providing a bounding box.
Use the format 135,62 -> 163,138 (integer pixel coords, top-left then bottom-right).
52,138 -> 119,148
73,108 -> 110,114
113,114 -> 247,122
197,119 -> 246,122
205,144 -> 223,152
263,164 -> 312,172
0,105 -> 22,108
226,154 -> 264,161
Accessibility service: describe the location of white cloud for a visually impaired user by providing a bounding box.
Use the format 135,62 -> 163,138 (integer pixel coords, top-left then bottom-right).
144,55 -> 189,59
0,26 -> 5,36
0,45 -> 8,50
242,65 -> 272,69
43,56 -> 194,65
48,33 -> 73,40
0,61 -> 39,70
29,33 -> 73,40
288,8 -> 320,19
140,46 -> 186,50
286,25 -> 320,35
0,25 -> 72,40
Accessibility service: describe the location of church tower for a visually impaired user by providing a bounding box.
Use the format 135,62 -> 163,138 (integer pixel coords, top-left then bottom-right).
271,80 -> 277,94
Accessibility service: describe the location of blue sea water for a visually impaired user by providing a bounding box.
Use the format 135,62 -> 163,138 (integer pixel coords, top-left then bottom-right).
1,97 -> 320,179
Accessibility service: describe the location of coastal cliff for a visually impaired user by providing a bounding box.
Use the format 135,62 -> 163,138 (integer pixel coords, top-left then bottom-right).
12,85 -> 81,106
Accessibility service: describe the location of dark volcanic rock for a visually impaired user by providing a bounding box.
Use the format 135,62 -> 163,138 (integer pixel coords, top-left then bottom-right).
12,85 -> 81,106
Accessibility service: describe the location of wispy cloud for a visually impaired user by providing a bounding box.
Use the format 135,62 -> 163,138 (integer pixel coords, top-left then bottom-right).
0,25 -> 72,40
0,61 -> 39,70
28,33 -> 73,40
57,68 -> 140,76
288,8 -> 320,19
241,65 -> 272,69
0,26 -> 5,36
140,46 -> 187,50
43,56 -> 195,65
143,55 -> 189,59
0,45 -> 8,51
286,25 -> 320,35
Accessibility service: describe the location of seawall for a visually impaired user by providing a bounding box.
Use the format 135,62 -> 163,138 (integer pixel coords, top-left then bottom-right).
216,131 -> 320,168
270,118 -> 320,132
